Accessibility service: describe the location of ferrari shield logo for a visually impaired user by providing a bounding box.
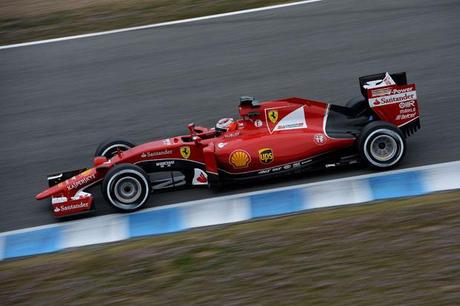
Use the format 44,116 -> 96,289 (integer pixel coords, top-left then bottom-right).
268,110 -> 278,124
180,146 -> 191,159
258,148 -> 274,164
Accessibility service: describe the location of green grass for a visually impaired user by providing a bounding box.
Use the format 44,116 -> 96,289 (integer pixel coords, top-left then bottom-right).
0,0 -> 298,45
2,191 -> 460,305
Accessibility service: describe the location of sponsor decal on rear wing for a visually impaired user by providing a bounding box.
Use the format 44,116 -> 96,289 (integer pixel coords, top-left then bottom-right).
367,84 -> 419,128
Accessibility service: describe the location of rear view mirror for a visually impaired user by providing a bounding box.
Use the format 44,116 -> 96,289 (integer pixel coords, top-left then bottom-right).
188,123 -> 196,136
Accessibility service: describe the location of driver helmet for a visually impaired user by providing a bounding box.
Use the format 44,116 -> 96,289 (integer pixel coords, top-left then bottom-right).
215,117 -> 236,134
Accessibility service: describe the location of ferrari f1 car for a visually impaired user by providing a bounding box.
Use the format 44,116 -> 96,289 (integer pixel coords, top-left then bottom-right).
36,72 -> 420,217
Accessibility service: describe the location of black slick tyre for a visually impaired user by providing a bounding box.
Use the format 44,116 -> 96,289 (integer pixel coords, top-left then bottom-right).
358,121 -> 406,169
95,139 -> 135,158
102,164 -> 151,211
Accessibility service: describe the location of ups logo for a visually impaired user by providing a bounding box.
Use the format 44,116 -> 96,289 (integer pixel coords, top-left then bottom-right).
258,148 -> 274,164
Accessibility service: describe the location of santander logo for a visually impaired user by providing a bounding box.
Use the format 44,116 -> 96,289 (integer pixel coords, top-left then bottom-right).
192,168 -> 208,185
197,173 -> 207,183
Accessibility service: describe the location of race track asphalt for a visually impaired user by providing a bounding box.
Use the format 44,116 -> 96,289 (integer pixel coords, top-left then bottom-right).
1,0 -> 459,231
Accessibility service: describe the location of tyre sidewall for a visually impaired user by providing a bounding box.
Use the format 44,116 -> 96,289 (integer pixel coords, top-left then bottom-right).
103,164 -> 151,211
359,121 -> 406,169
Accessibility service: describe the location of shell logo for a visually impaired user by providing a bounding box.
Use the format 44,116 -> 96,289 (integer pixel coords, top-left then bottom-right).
229,150 -> 251,169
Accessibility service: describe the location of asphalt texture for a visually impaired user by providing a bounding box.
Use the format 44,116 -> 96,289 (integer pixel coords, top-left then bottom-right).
1,0 -> 459,232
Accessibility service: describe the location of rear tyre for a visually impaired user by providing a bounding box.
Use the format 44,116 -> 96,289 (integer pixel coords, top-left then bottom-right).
359,121 -> 406,169
102,164 -> 151,211
95,139 -> 135,159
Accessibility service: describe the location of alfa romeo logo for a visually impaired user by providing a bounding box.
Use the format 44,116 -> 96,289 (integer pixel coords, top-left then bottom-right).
313,134 -> 326,145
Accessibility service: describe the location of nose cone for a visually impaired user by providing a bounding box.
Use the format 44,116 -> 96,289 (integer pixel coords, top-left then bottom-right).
36,188 -> 55,200
35,184 -> 62,200
36,189 -> 52,200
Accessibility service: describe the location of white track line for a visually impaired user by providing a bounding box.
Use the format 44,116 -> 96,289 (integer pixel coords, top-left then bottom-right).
0,0 -> 322,50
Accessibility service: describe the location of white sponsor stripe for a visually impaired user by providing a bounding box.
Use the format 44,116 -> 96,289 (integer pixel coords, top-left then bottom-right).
273,106 -> 307,132
61,215 -> 129,249
0,0 -> 322,50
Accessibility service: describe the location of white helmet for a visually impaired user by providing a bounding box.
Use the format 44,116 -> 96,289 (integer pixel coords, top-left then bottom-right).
215,118 -> 235,134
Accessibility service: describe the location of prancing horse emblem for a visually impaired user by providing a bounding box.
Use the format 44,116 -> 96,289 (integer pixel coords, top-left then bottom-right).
180,146 -> 191,159
268,110 -> 278,124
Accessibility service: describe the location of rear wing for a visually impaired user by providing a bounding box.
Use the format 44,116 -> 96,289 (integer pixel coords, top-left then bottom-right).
360,72 -> 420,136
359,72 -> 408,98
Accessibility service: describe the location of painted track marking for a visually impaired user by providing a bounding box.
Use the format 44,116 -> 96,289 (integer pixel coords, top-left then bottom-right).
0,0 -> 322,50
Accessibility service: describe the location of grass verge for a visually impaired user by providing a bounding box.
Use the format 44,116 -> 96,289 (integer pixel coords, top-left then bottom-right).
0,0 -> 300,46
2,191 -> 460,305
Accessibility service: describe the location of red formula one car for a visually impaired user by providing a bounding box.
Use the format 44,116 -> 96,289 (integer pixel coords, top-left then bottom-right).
36,72 -> 420,217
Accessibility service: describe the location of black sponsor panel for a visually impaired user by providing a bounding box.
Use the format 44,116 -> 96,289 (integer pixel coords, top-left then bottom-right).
136,159 -> 204,173
47,168 -> 87,187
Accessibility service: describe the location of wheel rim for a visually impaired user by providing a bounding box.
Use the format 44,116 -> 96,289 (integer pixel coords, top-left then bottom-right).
363,128 -> 404,167
106,169 -> 150,210
370,134 -> 398,162
114,176 -> 142,204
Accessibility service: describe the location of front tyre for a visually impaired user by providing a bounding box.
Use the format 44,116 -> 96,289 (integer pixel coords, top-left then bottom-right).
95,139 -> 135,159
359,121 -> 406,169
102,164 -> 151,211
